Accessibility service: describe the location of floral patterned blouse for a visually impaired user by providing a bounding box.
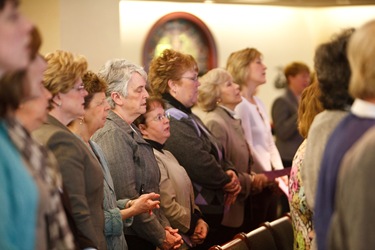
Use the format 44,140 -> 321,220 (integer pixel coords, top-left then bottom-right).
289,139 -> 313,250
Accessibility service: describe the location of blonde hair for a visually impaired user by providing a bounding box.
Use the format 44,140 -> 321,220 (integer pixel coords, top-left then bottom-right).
43,50 -> 88,97
226,47 -> 262,88
198,68 -> 232,112
298,78 -> 324,138
149,49 -> 198,96
348,19 -> 375,99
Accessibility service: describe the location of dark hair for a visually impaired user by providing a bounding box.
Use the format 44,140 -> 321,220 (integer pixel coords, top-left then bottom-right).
82,71 -> 107,109
0,27 -> 41,117
314,28 -> 355,110
133,96 -> 166,127
0,0 -> 18,10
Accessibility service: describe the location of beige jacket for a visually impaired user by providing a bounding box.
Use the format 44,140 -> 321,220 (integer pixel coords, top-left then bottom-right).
196,106 -> 252,227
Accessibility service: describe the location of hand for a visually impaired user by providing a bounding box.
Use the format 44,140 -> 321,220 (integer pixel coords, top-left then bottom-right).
159,227 -> 183,250
130,192 -> 160,215
190,219 -> 208,245
281,175 -> 289,187
252,173 -> 269,191
223,170 -> 241,194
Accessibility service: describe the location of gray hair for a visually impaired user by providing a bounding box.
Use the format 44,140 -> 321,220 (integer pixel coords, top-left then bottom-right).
98,59 -> 147,108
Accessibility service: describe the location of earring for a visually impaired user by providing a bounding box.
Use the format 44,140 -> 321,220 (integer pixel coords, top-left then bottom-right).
79,118 -> 84,125
52,99 -> 62,107
216,98 -> 221,104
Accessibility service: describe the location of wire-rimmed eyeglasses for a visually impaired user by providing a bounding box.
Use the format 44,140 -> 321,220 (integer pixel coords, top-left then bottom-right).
181,76 -> 199,82
151,112 -> 170,122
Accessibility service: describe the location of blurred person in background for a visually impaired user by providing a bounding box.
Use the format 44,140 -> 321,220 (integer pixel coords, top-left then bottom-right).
0,1 -> 40,248
288,79 -> 323,250
301,28 -> 355,250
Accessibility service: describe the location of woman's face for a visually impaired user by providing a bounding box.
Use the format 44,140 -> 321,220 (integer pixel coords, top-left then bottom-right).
0,1 -> 33,74
140,102 -> 170,144
26,54 -> 47,98
15,54 -> 50,131
247,56 -> 267,87
17,84 -> 52,132
58,78 -> 88,121
289,71 -> 310,95
174,69 -> 200,108
122,72 -> 149,119
84,92 -> 110,132
219,78 -> 242,111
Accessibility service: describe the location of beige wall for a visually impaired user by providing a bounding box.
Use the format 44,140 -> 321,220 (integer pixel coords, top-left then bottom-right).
21,0 -> 375,113
20,0 -> 60,55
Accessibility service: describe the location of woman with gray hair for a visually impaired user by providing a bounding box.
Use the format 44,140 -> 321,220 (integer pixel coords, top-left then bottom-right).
92,59 -> 182,250
194,68 -> 269,235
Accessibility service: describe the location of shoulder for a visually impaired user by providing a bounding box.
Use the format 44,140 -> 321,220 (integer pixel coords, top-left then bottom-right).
166,107 -> 189,121
205,109 -> 228,126
272,94 -> 288,107
33,123 -> 76,147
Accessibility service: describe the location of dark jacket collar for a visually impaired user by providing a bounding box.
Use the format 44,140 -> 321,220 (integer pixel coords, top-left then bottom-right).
162,93 -> 192,114
145,139 -> 164,153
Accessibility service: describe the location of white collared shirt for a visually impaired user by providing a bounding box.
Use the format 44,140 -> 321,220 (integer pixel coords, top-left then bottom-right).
351,98 -> 375,118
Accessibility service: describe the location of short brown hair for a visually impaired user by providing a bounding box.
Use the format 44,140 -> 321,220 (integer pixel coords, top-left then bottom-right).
0,27 -> 42,117
0,0 -> 18,10
134,96 -> 166,127
149,49 -> 198,96
284,62 -> 310,83
82,71 -> 107,109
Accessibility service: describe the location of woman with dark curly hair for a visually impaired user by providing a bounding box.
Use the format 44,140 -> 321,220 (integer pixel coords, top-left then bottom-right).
301,28 -> 355,250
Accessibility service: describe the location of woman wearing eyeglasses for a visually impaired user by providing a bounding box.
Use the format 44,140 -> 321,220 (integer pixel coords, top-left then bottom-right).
149,49 -> 241,249
33,50 -> 107,249
134,97 -> 209,249
67,71 -> 161,250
